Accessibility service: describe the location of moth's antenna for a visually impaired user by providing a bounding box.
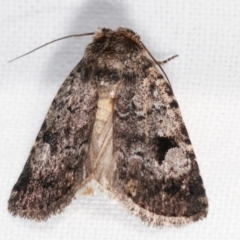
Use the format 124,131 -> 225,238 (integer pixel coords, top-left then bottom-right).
8,32 -> 95,63
141,42 -> 177,88
157,55 -> 178,65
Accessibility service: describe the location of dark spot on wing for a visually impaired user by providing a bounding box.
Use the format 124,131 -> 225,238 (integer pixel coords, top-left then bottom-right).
149,82 -> 156,93
11,164 -> 32,192
43,131 -> 60,155
159,74 -> 164,79
169,100 -> 179,108
164,179 -> 182,195
153,137 -> 178,164
141,57 -> 153,72
164,84 -> 174,96
180,125 -> 191,144
81,66 -> 92,82
186,151 -> 196,160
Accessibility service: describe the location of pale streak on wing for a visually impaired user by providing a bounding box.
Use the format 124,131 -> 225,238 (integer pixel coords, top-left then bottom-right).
90,82 -> 120,189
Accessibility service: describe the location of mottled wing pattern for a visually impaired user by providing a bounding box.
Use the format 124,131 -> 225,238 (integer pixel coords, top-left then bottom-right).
112,57 -> 208,226
8,62 -> 98,220
8,27 -> 207,226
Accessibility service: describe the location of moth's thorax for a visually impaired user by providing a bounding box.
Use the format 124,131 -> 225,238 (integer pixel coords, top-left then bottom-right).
78,28 -> 150,85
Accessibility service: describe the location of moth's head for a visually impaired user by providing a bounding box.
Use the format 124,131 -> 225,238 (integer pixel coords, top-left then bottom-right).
88,27 -> 143,56
94,27 -> 143,47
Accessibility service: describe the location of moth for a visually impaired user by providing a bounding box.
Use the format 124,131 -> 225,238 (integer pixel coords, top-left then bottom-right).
8,27 -> 208,227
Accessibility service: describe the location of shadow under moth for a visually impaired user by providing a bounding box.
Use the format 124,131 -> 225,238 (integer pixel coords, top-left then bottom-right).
8,27 -> 208,227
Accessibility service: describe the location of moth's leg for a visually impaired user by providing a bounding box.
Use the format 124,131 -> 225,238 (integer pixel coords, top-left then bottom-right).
158,55 -> 178,65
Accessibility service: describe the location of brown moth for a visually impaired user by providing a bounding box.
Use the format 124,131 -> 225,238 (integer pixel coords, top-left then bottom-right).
8,27 -> 208,227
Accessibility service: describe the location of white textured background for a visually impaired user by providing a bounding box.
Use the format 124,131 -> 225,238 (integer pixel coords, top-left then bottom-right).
1,0 -> 240,239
